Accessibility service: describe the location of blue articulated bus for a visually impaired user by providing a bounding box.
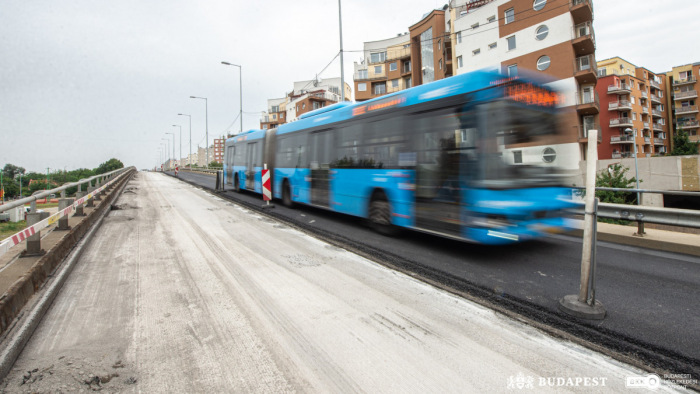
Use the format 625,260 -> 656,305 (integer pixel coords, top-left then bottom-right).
224,70 -> 575,244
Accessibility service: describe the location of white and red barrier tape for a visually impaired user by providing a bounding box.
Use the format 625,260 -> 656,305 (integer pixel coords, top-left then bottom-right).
0,180 -> 113,258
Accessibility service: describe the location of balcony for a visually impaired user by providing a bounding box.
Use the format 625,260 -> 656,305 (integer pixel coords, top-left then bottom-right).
354,71 -> 386,82
576,124 -> 601,142
676,105 -> 699,115
609,117 -> 633,127
651,109 -> 663,118
654,138 -> 665,145
650,94 -> 662,104
690,135 -> 700,143
610,135 -> 635,144
642,107 -> 649,114
649,79 -> 661,89
574,55 -> 597,84
674,90 -> 698,100
653,123 -> 664,132
657,147 -> 668,154
612,152 -> 633,159
644,137 -> 651,144
308,91 -> 341,102
677,120 -> 700,129
643,122 -> 650,130
608,100 -> 632,111
607,83 -> 631,95
640,91 -> 648,99
673,77 -> 697,86
572,22 -> 595,55
575,91 -> 599,115
570,0 -> 593,25
387,47 -> 411,62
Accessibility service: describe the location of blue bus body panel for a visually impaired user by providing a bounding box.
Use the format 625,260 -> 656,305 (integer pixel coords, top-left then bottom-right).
273,168 -> 311,204
330,169 -> 415,227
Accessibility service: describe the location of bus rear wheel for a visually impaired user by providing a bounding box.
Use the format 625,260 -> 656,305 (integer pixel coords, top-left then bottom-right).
369,198 -> 398,236
282,181 -> 295,208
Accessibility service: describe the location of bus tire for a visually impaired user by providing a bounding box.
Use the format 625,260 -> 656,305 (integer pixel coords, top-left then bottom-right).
282,180 -> 295,208
233,174 -> 241,193
369,195 -> 398,236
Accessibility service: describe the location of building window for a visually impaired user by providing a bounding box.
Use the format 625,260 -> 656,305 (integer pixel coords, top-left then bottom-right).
389,62 -> 397,72
420,27 -> 434,83
533,0 -> 547,11
488,42 -> 497,50
374,82 -> 386,95
391,79 -> 399,88
405,77 -> 412,88
403,61 -> 411,73
313,102 -> 321,110
374,65 -> 382,74
507,64 -> 518,77
358,69 -> 368,79
271,105 -> 279,113
535,25 -> 549,40
457,55 -> 463,68
507,35 -> 516,50
473,49 -> 480,56
457,31 -> 462,43
536,55 -> 550,71
471,22 -> 479,30
358,83 -> 367,92
439,59 -> 443,69
370,52 -> 386,63
488,15 -> 496,23
505,8 -> 514,24
302,103 -> 306,109
438,39 -> 441,50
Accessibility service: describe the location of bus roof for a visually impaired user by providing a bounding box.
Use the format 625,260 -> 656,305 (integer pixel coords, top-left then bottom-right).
226,129 -> 266,143
276,70 -> 516,135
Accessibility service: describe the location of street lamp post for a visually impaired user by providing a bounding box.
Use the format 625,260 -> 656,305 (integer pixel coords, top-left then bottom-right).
178,113 -> 192,168
190,96 -> 209,166
166,132 -> 175,168
624,127 -> 644,235
162,138 -> 170,169
221,62 -> 243,134
172,125 -> 182,167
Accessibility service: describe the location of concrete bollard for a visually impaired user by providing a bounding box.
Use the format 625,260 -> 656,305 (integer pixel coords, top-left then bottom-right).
22,213 -> 45,257
57,198 -> 74,231
75,192 -> 86,216
86,187 -> 95,207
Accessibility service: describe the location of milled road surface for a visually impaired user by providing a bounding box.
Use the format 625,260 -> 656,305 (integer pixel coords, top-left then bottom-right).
1,172 -> 677,392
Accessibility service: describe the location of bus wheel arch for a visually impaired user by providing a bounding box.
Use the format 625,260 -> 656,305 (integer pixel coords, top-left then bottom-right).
233,173 -> 241,193
282,178 -> 295,208
368,188 -> 399,236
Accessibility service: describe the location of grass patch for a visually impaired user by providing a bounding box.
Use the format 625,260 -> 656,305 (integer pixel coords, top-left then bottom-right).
0,221 -> 27,241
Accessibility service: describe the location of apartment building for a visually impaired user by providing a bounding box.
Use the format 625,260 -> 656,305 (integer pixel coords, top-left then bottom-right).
449,0 -> 596,170
260,98 -> 287,130
353,33 -> 412,102
596,57 -> 670,160
213,139 -> 225,164
260,77 -> 351,127
410,8 -> 452,86
667,63 -> 700,148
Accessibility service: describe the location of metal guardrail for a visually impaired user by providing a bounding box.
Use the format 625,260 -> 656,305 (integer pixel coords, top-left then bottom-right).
0,167 -> 131,213
570,187 -> 700,228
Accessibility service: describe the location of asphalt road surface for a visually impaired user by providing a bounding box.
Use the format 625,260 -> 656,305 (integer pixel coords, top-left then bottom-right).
0,172 -> 673,393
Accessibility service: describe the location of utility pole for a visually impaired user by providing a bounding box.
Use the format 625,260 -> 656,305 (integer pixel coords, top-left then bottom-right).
338,0 -> 346,101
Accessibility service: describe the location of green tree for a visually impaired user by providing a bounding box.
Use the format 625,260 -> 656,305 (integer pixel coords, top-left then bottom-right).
595,164 -> 639,205
94,158 -> 124,174
208,161 -> 223,168
670,129 -> 699,156
2,164 -> 25,180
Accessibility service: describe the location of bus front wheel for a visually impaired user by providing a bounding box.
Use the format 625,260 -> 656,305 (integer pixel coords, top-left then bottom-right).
369,197 -> 398,236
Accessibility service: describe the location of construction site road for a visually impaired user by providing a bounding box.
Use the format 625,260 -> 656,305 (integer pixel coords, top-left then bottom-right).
0,172 -> 676,392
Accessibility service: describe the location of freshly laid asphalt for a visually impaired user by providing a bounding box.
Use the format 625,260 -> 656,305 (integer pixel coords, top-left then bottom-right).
175,170 -> 700,381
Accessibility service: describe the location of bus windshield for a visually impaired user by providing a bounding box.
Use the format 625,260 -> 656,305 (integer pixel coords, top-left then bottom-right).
475,100 -> 564,189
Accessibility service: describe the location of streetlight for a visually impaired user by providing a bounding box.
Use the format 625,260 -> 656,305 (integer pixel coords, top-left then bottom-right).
162,138 -> 170,169
178,113 -> 192,168
190,96 -> 208,166
221,61 -> 243,134
172,125 -> 182,168
166,132 -> 175,168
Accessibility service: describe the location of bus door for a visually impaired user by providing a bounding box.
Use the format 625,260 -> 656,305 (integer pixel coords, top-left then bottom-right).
310,129 -> 333,207
245,142 -> 257,190
413,110 -> 466,236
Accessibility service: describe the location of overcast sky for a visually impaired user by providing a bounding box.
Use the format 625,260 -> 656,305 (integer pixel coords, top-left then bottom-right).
2,0 -> 699,172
